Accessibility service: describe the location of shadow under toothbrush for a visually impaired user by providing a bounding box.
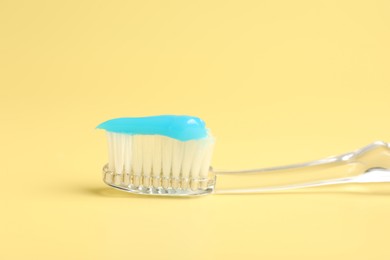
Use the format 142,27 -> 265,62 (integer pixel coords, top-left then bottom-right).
82,183 -> 390,198
84,187 -> 202,199
215,183 -> 390,196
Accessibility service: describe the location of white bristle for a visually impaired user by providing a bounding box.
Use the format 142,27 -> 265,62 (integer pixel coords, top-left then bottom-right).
116,134 -> 125,174
142,135 -> 153,176
200,142 -> 214,178
161,137 -> 173,188
106,132 -> 214,190
172,140 -> 184,175
181,140 -> 197,178
152,136 -> 162,188
106,132 -> 115,171
123,134 -> 132,174
131,135 -> 143,176
161,136 -> 173,178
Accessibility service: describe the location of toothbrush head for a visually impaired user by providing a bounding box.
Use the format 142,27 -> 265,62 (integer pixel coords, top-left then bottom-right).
97,115 -> 215,196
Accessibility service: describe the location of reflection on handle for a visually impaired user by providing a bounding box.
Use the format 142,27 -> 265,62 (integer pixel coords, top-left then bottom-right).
213,141 -> 390,194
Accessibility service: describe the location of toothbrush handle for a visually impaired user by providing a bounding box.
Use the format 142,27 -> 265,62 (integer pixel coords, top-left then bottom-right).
212,141 -> 390,194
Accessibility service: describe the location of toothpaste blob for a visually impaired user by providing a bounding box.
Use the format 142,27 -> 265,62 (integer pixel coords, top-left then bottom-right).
97,115 -> 209,141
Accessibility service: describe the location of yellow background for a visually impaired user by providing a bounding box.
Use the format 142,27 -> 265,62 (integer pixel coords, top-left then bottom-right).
1,0 -> 390,259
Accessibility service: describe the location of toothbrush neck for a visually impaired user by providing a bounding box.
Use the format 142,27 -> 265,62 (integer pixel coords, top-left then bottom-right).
212,141 -> 390,193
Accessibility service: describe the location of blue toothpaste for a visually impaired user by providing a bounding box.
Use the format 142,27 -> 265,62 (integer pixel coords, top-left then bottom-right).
97,115 -> 209,141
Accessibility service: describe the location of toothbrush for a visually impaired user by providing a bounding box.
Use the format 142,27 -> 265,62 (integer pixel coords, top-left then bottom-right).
97,115 -> 390,196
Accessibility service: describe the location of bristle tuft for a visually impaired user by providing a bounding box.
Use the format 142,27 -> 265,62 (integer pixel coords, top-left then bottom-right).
105,133 -> 214,190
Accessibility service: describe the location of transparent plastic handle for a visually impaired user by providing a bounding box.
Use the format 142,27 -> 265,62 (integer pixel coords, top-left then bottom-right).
213,141 -> 390,194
